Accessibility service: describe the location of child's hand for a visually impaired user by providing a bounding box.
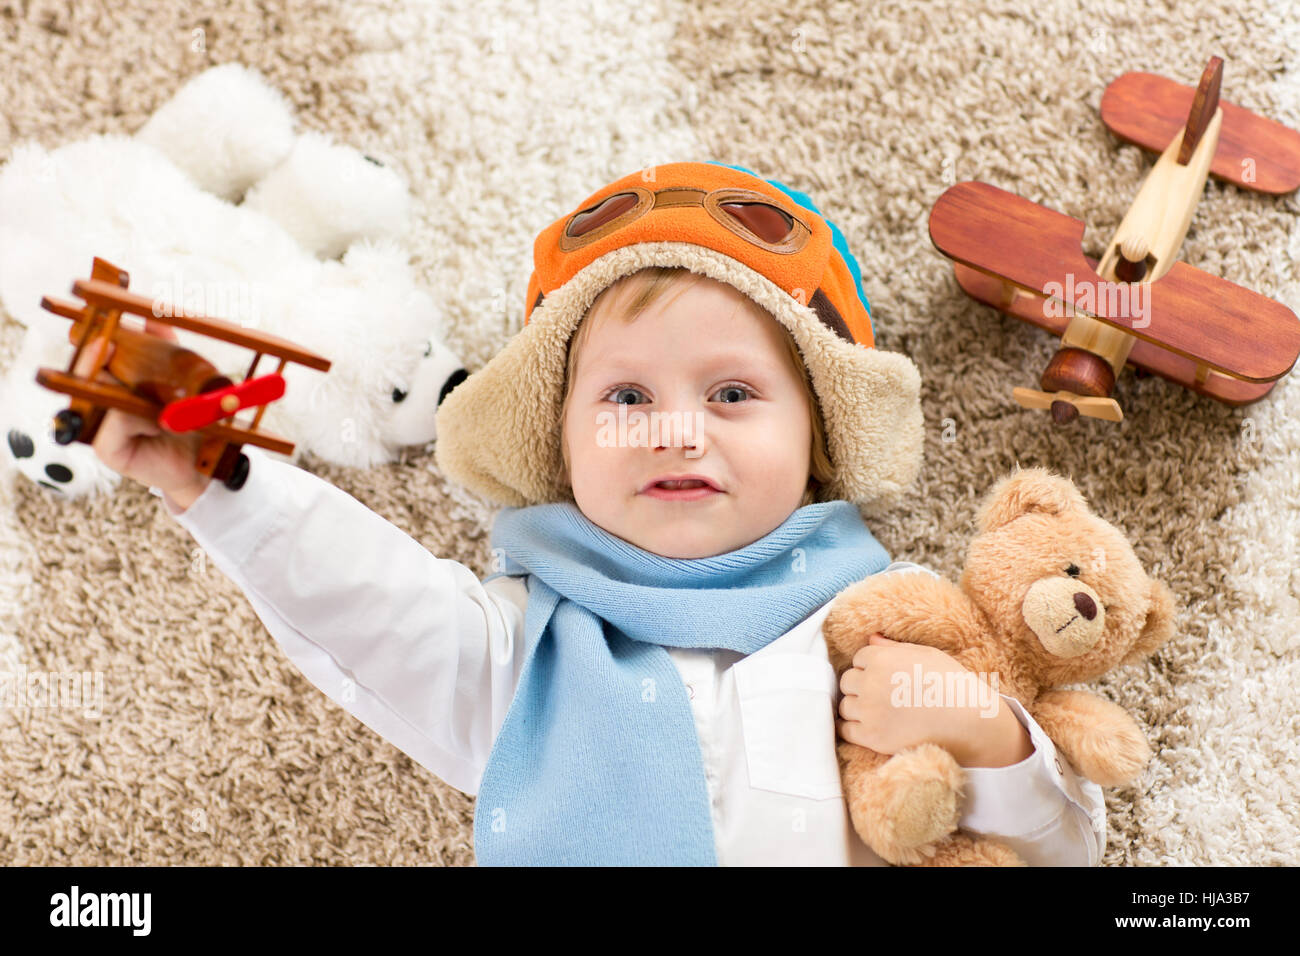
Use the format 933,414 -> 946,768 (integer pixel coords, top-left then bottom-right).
835,634 -> 1034,768
74,319 -> 212,509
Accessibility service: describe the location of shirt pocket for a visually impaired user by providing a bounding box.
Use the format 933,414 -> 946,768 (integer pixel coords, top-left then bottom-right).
734,652 -> 843,801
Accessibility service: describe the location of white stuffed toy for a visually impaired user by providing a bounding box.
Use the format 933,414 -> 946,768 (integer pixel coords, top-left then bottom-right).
0,63 -> 466,500
3,328 -> 122,498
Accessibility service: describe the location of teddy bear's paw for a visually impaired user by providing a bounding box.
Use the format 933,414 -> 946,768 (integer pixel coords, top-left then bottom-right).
1065,725 -> 1153,787
823,571 -> 975,672
850,743 -> 964,863
909,832 -> 1025,867
890,778 -> 959,848
822,583 -> 893,670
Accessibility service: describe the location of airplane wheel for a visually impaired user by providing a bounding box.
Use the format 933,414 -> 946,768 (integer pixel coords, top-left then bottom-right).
221,452 -> 250,491
1050,400 -> 1079,424
53,410 -> 83,445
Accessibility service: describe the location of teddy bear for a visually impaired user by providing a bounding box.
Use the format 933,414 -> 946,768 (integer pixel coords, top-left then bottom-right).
0,63 -> 466,500
821,467 -> 1178,866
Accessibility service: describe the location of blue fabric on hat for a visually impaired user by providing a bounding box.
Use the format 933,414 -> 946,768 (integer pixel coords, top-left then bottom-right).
473,499 -> 890,865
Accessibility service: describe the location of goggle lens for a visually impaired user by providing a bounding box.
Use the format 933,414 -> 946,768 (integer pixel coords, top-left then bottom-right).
566,192 -> 639,238
719,202 -> 795,244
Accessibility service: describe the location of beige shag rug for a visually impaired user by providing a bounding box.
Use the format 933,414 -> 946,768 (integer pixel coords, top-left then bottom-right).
2,0 -> 1297,865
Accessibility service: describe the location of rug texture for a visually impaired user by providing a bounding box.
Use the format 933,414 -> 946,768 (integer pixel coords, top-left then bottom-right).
1,0 -> 1297,865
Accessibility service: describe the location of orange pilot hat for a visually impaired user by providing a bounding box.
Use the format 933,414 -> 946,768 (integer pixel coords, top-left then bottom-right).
434,161 -> 923,511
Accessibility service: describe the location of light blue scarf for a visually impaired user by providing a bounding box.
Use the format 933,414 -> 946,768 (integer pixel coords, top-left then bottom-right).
472,500 -> 890,866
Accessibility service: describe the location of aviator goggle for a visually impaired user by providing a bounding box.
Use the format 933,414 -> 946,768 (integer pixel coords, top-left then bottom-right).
559,185 -> 813,255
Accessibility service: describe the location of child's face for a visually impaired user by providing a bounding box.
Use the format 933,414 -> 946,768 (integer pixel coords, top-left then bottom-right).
562,277 -> 813,559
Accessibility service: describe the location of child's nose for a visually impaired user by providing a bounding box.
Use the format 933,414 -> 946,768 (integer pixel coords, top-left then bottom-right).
653,439 -> 702,455
650,410 -> 706,458
652,433 -> 703,452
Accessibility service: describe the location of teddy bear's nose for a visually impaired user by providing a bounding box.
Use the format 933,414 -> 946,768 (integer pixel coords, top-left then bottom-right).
1074,592 -> 1098,621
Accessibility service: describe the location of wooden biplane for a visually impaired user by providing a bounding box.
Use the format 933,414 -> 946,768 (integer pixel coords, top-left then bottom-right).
35,257 -> 332,489
929,56 -> 1300,424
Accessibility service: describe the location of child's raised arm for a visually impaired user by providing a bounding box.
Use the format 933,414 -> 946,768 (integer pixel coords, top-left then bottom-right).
159,445 -> 525,795
75,327 -> 524,794
158,445 -> 526,795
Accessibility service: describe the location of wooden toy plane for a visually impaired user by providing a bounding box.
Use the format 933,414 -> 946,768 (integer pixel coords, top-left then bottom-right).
34,257 -> 332,489
928,56 -> 1300,424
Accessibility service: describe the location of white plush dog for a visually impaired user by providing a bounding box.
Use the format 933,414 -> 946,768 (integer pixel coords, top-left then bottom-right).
0,64 -> 465,500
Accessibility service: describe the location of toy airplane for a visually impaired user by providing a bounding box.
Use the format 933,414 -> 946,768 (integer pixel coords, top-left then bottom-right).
929,56 -> 1300,423
34,257 -> 331,489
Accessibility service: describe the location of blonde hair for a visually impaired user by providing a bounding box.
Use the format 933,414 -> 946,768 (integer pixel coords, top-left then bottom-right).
556,266 -> 834,507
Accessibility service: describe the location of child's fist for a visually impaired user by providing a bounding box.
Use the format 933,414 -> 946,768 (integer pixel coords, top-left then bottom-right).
74,319 -> 212,509
835,634 -> 1028,767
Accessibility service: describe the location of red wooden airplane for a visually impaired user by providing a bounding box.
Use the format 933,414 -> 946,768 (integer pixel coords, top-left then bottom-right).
929,56 -> 1300,424
34,257 -> 332,489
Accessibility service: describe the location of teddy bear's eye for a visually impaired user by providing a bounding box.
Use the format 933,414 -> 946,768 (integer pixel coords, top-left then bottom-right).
1065,563 -> 1081,577
392,387 -> 408,403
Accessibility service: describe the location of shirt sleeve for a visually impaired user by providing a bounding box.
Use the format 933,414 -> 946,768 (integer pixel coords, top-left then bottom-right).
957,695 -> 1106,866
155,446 -> 527,797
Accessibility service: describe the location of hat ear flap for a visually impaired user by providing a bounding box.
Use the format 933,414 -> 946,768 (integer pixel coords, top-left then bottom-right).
435,307 -> 569,507
975,468 -> 1091,533
818,345 -> 924,513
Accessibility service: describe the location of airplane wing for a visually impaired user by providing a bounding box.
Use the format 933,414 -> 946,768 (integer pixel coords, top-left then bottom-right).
70,278 -> 332,372
929,181 -> 1300,384
1100,70 -> 1300,195
35,367 -> 296,455
948,262 -> 1279,406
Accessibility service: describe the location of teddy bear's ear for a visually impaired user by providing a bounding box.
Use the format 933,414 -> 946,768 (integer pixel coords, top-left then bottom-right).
1120,579 -> 1178,667
975,467 -> 1091,533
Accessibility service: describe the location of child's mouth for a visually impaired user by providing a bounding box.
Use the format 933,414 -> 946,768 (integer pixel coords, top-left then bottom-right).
642,478 -> 722,501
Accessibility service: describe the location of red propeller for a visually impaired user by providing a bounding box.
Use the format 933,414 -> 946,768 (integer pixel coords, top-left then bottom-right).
159,373 -> 286,433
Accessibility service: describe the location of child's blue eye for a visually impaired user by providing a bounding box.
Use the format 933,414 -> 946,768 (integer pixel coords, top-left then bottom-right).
712,385 -> 751,403
610,387 -> 647,405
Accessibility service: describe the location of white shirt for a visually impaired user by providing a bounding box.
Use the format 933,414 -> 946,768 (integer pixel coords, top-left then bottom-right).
158,446 -> 1106,866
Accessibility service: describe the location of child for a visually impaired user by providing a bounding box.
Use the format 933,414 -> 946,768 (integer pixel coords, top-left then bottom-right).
84,161 -> 1105,866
